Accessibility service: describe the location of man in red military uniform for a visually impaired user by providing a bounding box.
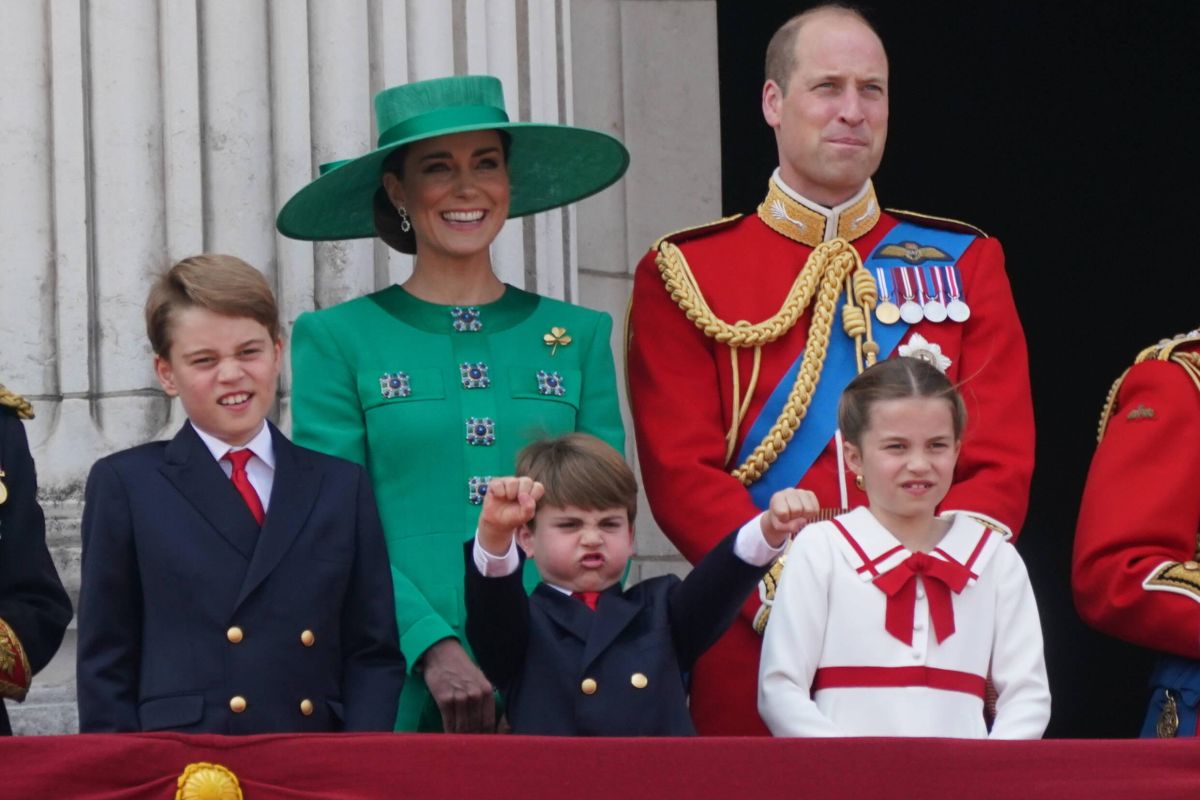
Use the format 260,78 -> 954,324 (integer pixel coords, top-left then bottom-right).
0,385 -> 72,735
1073,330 -> 1200,737
627,5 -> 1034,734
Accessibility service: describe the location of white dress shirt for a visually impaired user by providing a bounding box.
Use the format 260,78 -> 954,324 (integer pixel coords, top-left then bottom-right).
191,421 -> 276,513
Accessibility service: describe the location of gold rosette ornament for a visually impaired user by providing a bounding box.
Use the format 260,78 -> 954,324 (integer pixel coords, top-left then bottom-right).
176,763 -> 242,800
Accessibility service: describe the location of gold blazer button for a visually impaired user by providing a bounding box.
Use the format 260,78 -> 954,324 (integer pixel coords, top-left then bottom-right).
300,630 -> 316,646
630,673 -> 648,689
299,699 -> 314,716
580,678 -> 598,695
226,626 -> 244,644
229,696 -> 247,713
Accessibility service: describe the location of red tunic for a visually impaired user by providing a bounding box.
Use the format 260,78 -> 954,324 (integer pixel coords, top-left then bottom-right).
628,192 -> 1035,735
1073,337 -> 1200,658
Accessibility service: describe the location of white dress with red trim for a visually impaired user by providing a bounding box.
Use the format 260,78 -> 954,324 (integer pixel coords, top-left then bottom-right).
758,507 -> 1049,738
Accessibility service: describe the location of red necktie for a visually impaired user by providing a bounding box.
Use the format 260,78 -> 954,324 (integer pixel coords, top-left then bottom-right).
572,591 -> 601,611
872,552 -> 970,645
223,449 -> 265,526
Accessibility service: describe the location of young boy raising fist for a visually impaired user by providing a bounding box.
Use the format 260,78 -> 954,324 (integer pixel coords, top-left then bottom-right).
465,433 -> 812,735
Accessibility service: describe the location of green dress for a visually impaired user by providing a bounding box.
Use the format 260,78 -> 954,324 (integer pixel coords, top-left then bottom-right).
291,284 -> 624,731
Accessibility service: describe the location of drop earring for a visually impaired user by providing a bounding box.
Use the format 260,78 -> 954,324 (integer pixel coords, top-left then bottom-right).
854,473 -> 864,491
398,205 -> 412,233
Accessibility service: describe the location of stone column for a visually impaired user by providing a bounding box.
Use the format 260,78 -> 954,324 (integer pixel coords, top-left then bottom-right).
570,0 -> 723,582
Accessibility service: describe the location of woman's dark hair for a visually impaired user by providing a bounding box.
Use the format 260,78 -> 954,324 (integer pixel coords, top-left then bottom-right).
373,130 -> 513,255
838,357 -> 967,446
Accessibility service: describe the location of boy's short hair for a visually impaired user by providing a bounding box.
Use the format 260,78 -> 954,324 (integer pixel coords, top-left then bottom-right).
515,434 -> 637,524
145,254 -> 280,358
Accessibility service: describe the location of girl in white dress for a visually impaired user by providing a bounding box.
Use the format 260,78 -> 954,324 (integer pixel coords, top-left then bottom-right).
758,357 -> 1050,738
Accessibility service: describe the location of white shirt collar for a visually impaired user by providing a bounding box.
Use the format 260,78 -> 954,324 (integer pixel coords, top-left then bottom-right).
191,420 -> 276,469
828,507 -> 999,583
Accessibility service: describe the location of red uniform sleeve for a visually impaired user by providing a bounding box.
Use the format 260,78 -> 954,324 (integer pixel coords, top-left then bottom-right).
628,247 -> 763,568
1072,359 -> 1200,658
936,236 -> 1035,539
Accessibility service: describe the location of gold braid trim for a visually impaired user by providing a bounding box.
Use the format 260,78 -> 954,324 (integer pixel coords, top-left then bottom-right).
1173,351 -> 1200,393
1096,367 -> 1130,443
655,237 -> 877,483
0,385 -> 33,421
656,240 -> 817,349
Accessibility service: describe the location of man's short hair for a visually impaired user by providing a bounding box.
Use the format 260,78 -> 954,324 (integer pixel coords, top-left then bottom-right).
764,3 -> 881,92
145,254 -> 280,358
516,433 -> 638,525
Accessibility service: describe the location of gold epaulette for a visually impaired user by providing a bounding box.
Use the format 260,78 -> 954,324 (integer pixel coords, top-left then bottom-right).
1133,329 -> 1200,366
0,385 -> 34,421
651,214 -> 744,251
1097,329 -> 1200,441
885,208 -> 989,238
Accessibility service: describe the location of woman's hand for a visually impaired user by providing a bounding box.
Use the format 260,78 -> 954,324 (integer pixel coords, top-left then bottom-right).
420,638 -> 497,733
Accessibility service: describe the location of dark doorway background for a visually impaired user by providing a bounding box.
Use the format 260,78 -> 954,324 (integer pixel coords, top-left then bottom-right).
717,1 -> 1200,738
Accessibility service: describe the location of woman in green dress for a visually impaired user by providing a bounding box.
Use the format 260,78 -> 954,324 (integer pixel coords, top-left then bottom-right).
276,76 -> 628,733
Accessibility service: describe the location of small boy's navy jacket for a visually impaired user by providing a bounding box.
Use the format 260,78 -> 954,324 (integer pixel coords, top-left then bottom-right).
77,421 -> 405,733
464,531 -> 765,735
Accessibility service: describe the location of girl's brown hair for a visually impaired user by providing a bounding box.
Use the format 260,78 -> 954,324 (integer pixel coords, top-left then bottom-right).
838,357 -> 967,445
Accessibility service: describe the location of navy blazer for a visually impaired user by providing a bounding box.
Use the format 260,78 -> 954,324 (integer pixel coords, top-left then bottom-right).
76,421 -> 404,733
0,410 -> 72,735
465,532 -> 765,735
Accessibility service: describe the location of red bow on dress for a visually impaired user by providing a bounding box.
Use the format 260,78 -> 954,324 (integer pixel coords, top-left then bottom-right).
872,552 -> 971,645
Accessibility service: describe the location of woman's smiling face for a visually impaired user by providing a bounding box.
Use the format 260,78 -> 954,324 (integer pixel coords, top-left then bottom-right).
383,129 -> 510,261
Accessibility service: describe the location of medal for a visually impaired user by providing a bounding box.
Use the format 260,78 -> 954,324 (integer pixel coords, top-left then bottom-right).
874,267 -> 901,325
1156,689 -> 1180,738
897,267 -> 924,324
945,265 -> 971,322
921,266 -> 947,323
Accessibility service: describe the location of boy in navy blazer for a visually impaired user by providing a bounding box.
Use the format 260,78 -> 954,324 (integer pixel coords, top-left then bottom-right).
77,255 -> 404,733
465,433 -> 811,735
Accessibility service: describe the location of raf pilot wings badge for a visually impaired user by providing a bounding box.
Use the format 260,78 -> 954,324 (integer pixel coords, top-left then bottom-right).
873,241 -> 952,265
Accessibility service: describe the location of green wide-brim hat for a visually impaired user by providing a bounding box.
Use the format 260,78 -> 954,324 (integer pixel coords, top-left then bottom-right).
276,75 -> 630,241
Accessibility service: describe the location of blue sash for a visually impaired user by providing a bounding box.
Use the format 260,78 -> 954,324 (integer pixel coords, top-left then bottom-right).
738,221 -> 977,508
1140,655 -> 1200,737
